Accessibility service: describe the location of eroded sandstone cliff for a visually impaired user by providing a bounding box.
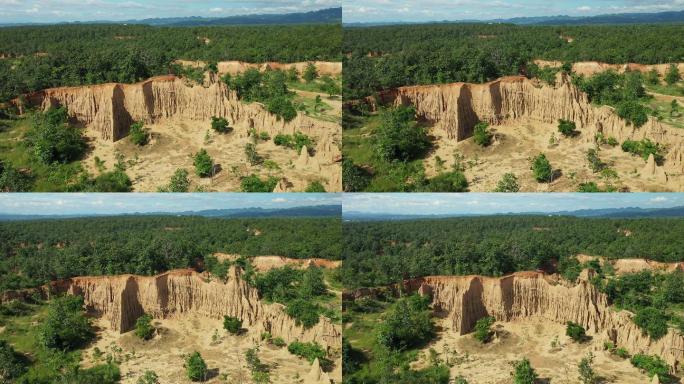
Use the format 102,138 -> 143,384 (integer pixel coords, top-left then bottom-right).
535,60 -> 684,78
345,271 -> 684,371
174,60 -> 342,77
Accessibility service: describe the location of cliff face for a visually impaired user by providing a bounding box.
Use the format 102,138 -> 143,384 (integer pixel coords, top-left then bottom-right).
371,74 -> 684,175
43,267 -> 340,351
535,60 -> 684,78
346,271 -> 684,371
174,60 -> 342,77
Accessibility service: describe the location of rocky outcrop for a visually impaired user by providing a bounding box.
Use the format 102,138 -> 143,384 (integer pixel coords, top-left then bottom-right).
575,255 -> 684,275
367,74 -> 684,177
346,271 -> 684,371
304,358 -> 332,384
25,267 -> 340,351
174,60 -> 342,77
535,60 -> 684,78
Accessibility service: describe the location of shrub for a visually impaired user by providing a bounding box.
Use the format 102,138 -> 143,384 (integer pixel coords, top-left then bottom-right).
558,119 -> 577,137
473,316 -> 495,343
630,353 -> 670,382
158,168 -> 190,192
586,149 -> 605,173
25,107 -> 86,164
274,132 -> 314,154
244,143 -> 263,165
634,307 -> 669,340
129,122 -> 149,146
577,182 -> 602,192
137,370 -> 159,384
578,352 -> 597,384
0,161 -> 33,192
210,116 -> 231,133
342,159 -> 370,192
240,174 -> 278,192
424,171 -> 468,192
616,100 -> 649,127
305,181 -> 326,192
303,63 -> 318,83
91,170 -> 132,192
258,131 -> 270,141
287,341 -> 327,364
245,347 -> 270,384
223,316 -> 242,334
494,172 -> 519,192
40,295 -> 94,350
285,299 -> 322,328
0,340 -> 26,381
530,153 -> 553,182
512,358 -> 538,384
473,122 -> 491,146
185,352 -> 208,382
621,139 -> 664,164
375,106 -> 430,162
377,295 -> 434,350
134,314 -> 154,340
615,348 -> 630,358
271,337 -> 286,347
193,149 -> 213,177
266,95 -> 297,122
566,321 -> 586,342
665,63 -> 680,85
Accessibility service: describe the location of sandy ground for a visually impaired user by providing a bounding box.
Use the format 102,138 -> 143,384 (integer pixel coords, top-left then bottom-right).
82,114 -> 338,192
423,119 -> 679,192
413,317 -> 654,384
82,315 -> 325,384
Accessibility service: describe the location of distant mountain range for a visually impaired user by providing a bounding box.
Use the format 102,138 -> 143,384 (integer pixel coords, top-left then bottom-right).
0,8 -> 340,27
345,9 -> 684,27
0,205 -> 341,221
343,206 -> 684,221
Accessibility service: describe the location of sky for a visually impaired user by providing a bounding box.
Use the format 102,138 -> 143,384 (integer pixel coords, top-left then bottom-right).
0,0 -> 341,23
0,193 -> 341,215
343,193 -> 684,216
343,0 -> 684,23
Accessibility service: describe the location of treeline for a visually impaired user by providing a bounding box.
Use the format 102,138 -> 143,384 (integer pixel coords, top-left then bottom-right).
0,23 -> 341,101
343,23 -> 684,99
341,216 -> 684,288
0,215 -> 341,291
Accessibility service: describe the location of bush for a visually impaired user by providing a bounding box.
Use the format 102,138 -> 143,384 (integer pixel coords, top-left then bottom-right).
578,352 -> 597,384
158,168 -> 190,192
342,159 -> 370,192
129,122 -> 149,146
240,174 -> 278,192
303,63 -> 318,83
621,139 -> 664,164
473,316 -> 495,343
287,341 -> 327,364
137,370 -> 159,384
0,340 -> 26,381
274,132 -> 314,154
665,63 -> 680,85
566,321 -> 586,342
377,295 -> 434,350
558,119 -> 577,136
577,182 -> 602,192
244,143 -> 263,165
40,296 -> 94,350
193,149 -> 213,177
266,95 -> 297,122
91,170 -> 132,192
185,352 -> 208,382
424,171 -> 468,192
630,353 -> 670,382
272,337 -> 286,347
494,172 -> 519,192
210,116 -> 231,133
512,358 -> 538,384
615,348 -> 630,358
375,106 -> 430,162
305,181 -> 326,192
0,161 -> 33,192
634,307 -> 669,340
530,153 -> 553,182
134,314 -> 154,340
25,107 -> 86,164
223,316 -> 242,334
586,149 -> 605,173
616,100 -> 649,127
285,298 -> 322,328
473,122 -> 491,146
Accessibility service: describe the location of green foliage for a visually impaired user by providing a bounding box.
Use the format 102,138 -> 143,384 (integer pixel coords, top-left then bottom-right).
616,100 -> 649,128
377,295 -> 434,350
305,181 -> 326,192
566,322 -> 586,342
193,149 -> 213,177
226,69 -> 298,122
223,316 -> 242,334
303,63 -> 319,83
245,347 -> 270,384
240,174 -> 278,192
185,351 -> 207,382
210,116 -> 231,133
558,257 -> 582,281
134,314 -> 154,340
287,341 -> 327,364
158,168 -> 190,192
273,132 -> 314,154
0,160 -> 33,192
473,122 -> 491,146
528,63 -> 559,85
558,119 -> 577,137
646,69 -> 660,85
512,358 -> 538,384
422,171 -> 468,192
137,370 -> 159,384
615,348 -> 630,359
25,108 -> 86,164
630,353 -> 671,382
342,158 -> 370,192
621,139 -> 664,164
0,340 -> 26,381
578,352 -> 597,384
59,363 -> 121,384
586,149 -> 605,173
530,153 -> 553,182
375,106 -> 430,162
342,339 -> 359,375
577,182 -> 603,192
129,122 -> 149,146
665,64 -> 681,85
244,143 -> 263,165
271,337 -> 286,347
633,307 -> 669,340
40,296 -> 94,350
90,170 -> 132,192
473,316 -> 495,343
494,172 -> 519,192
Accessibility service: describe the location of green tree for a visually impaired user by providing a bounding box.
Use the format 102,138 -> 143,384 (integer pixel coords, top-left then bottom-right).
342,159 -> 370,192
578,352 -> 597,384
286,67 -> 299,82
630,354 -> 670,382
494,173 -> 519,192
566,321 -> 586,342
0,161 -> 33,192
303,63 -> 318,83
91,170 -> 132,192
633,307 -> 669,340
671,100 -> 679,116
512,358 -> 538,384
158,168 -> 190,192
193,149 -> 213,177
240,174 -> 278,192
665,63 -> 680,85
473,122 -> 492,146
645,69 -> 660,85
558,119 -> 577,137
244,143 -> 263,165
473,316 -> 495,343
185,352 -> 208,382
530,153 -> 553,182
375,106 -> 430,162
424,171 -> 468,192
223,316 -> 242,334
134,314 -> 154,340
0,340 -> 26,381
25,107 -> 86,164
377,295 -> 435,350
210,116 -> 231,133
129,122 -> 149,146
137,370 -> 159,384
40,296 -> 94,350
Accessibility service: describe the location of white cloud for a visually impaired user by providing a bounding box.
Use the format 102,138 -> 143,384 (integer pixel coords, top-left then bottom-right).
577,6 -> 592,12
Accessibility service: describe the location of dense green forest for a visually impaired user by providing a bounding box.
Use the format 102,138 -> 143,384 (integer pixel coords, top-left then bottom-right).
0,215 -> 341,291
0,23 -> 341,101
341,216 -> 684,288
343,23 -> 684,99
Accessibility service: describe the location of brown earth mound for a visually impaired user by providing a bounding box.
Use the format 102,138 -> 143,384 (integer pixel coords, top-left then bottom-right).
575,255 -> 684,274
535,60 -> 684,78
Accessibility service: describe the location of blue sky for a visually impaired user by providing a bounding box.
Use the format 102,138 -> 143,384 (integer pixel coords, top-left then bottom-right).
343,193 -> 684,216
343,0 -> 684,23
0,0 -> 340,23
0,193 -> 341,215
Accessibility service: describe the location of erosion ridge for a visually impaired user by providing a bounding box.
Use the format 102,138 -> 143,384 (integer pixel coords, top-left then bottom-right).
344,269 -> 684,371
535,60 -> 684,77
4,266 -> 340,351
362,74 -> 683,180
174,60 -> 342,77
